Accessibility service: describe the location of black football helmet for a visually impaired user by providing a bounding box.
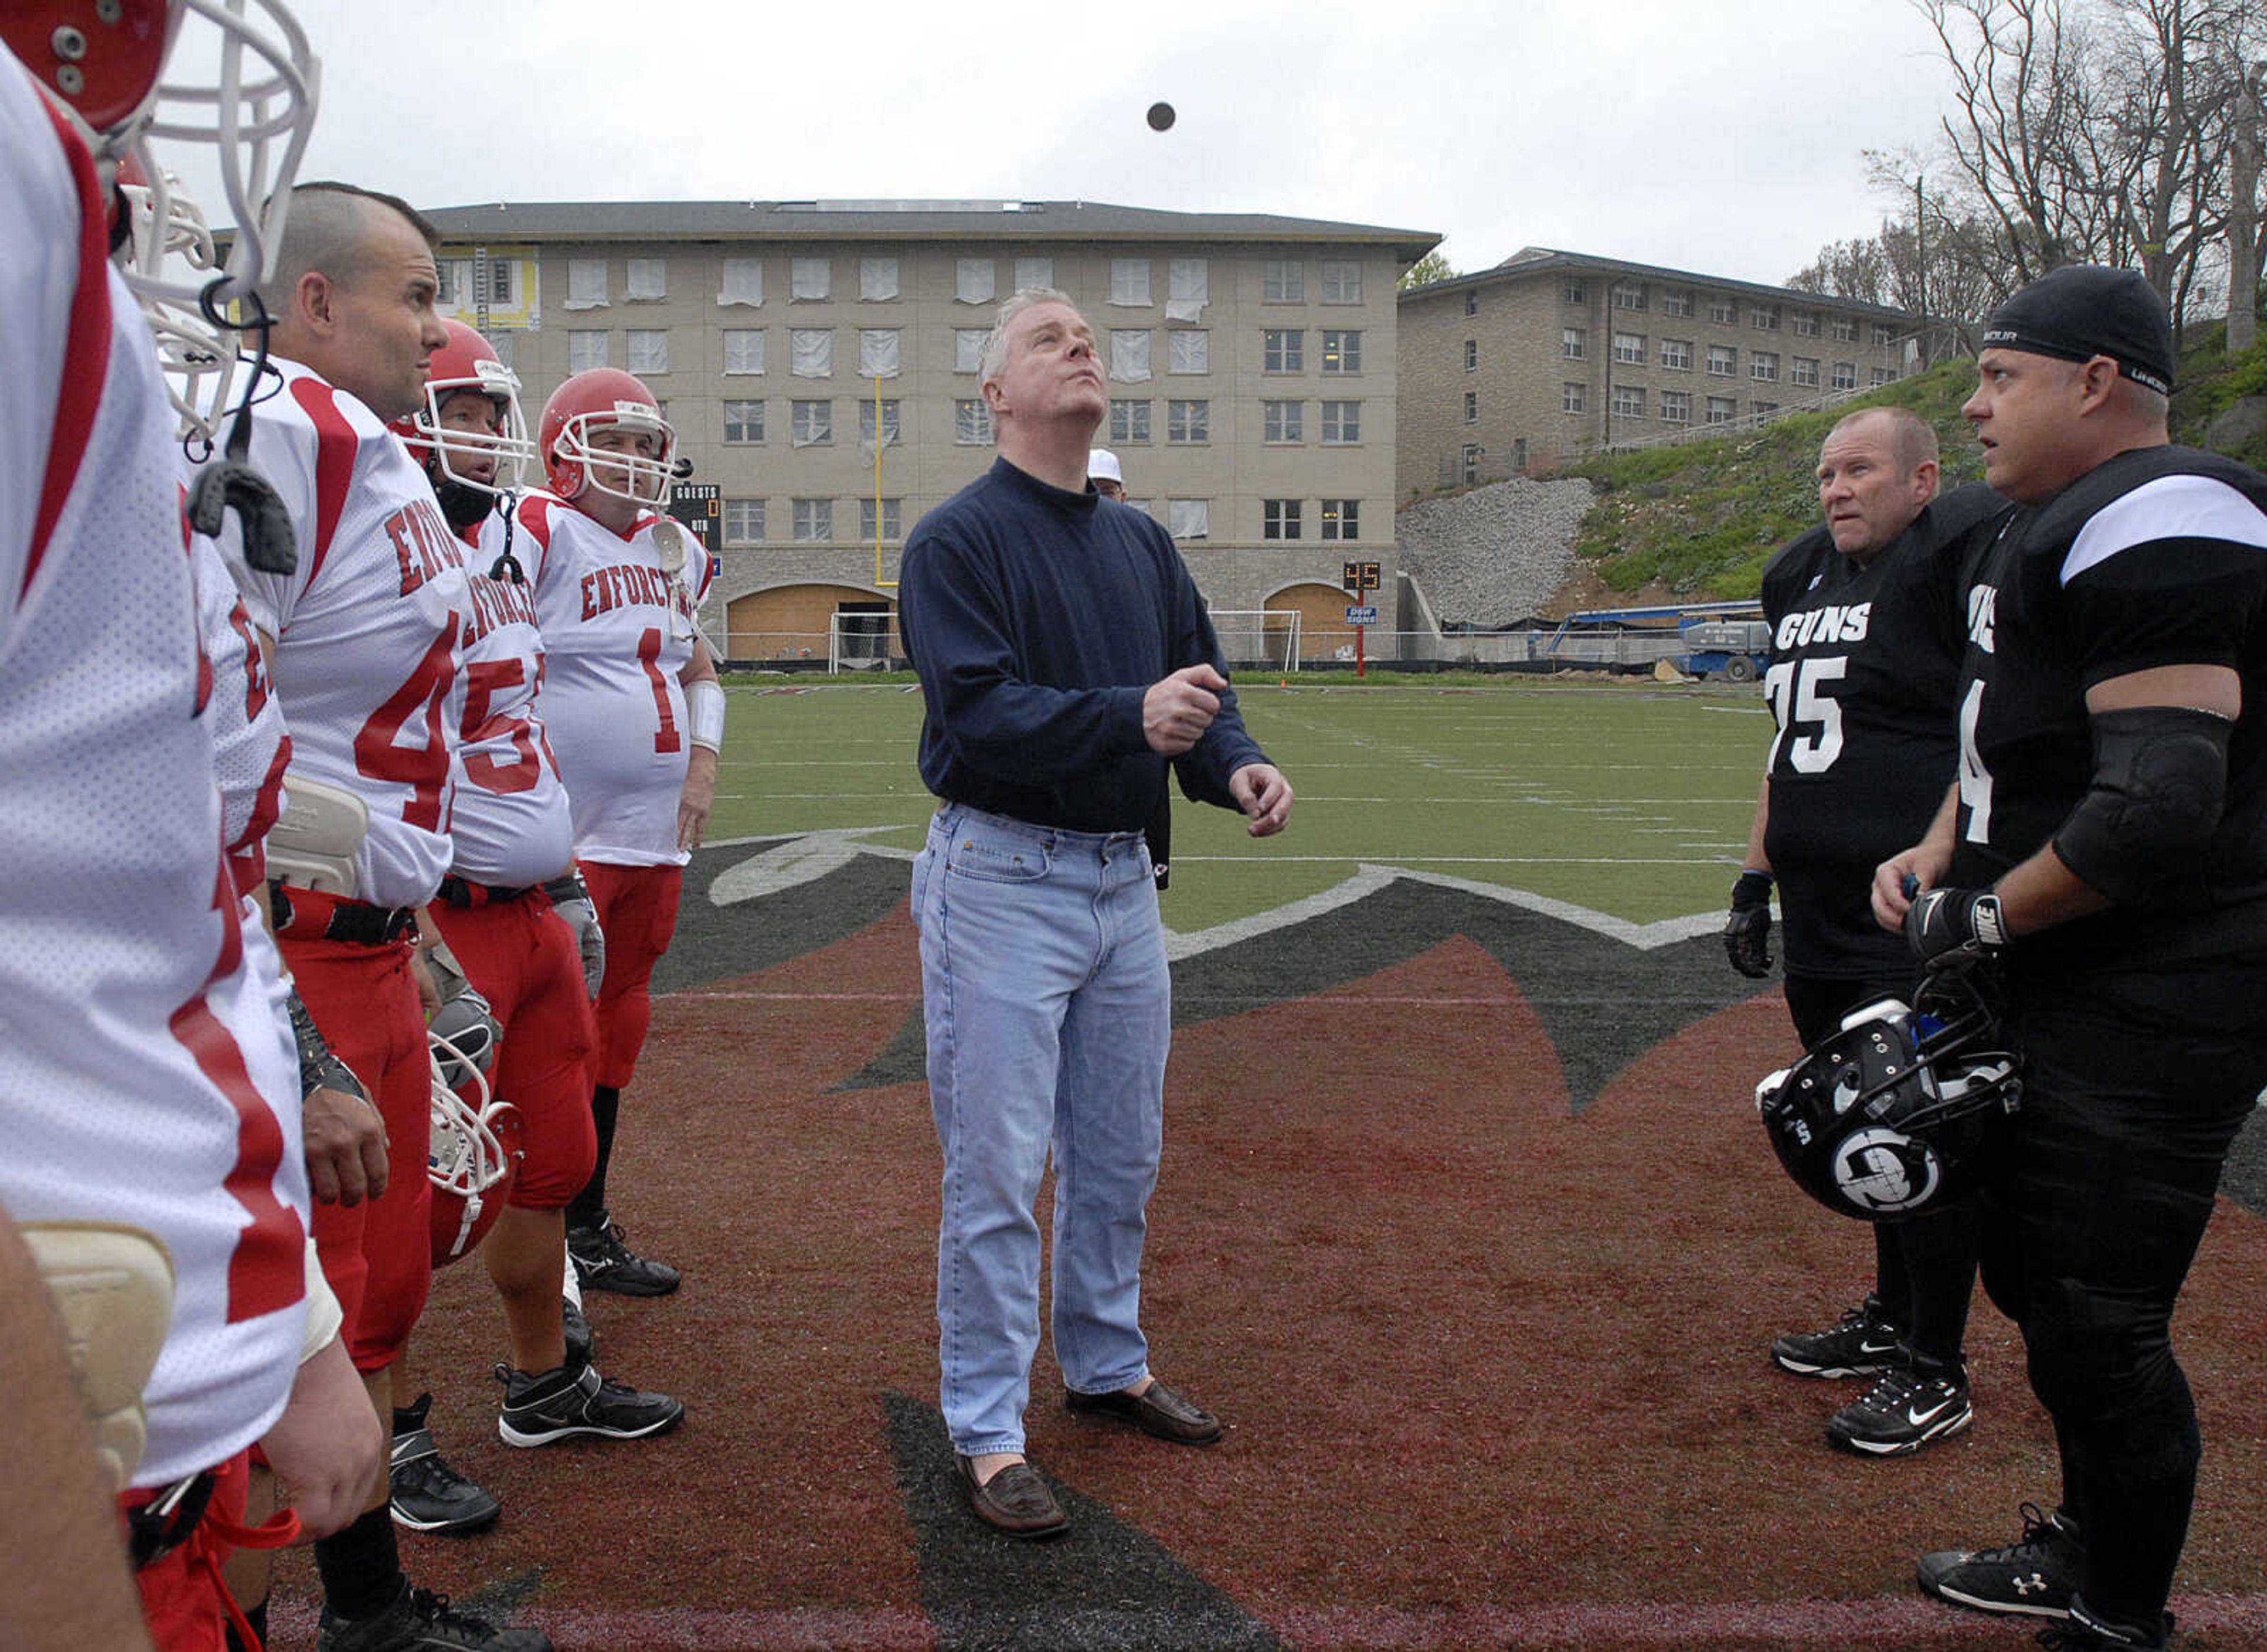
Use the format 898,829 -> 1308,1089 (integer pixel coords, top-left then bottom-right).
1755,967 -> 2021,1222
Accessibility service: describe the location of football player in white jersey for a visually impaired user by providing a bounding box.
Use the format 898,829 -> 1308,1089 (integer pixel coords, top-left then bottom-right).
198,184 -> 547,1652
385,327 -> 683,1537
1,4 -> 386,1648
522,370 -> 724,1299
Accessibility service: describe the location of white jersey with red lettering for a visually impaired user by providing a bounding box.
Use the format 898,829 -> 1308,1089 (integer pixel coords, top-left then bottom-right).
200,358 -> 471,907
520,491 -> 713,867
0,61 -> 308,1487
449,499 -> 574,886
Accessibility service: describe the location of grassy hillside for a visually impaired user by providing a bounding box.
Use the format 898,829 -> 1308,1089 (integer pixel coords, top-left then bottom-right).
1565,324 -> 2267,602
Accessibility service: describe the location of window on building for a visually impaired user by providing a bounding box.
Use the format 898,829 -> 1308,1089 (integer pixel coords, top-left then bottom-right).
955,258 -> 995,305
1263,328 -> 1304,373
1706,395 -> 1736,424
1321,329 -> 1361,373
858,399 -> 900,448
1168,258 -> 1209,313
1321,399 -> 1361,444
1464,338 -> 1478,371
566,258 -> 608,309
790,328 -> 832,377
1613,281 -> 1647,311
1319,498 -> 1360,540
1871,365 -> 1895,386
1563,381 -> 1586,414
1263,260 -> 1304,302
1710,296 -> 1736,325
792,498 -> 832,542
855,257 -> 899,302
1662,290 -> 1693,318
1462,443 -> 1482,484
1750,351 -> 1779,382
790,258 -> 829,301
1167,499 -> 1209,540
568,330 -> 608,373
1752,306 -> 1779,331
1753,400 -> 1781,416
1462,390 -> 1478,423
627,330 -> 668,375
859,329 -> 900,378
626,257 -> 665,301
1168,329 -> 1209,373
790,399 -> 833,446
724,329 -> 766,375
1464,290 -> 1478,316
954,398 -> 994,444
1564,280 -> 1587,305
1563,327 -> 1585,360
719,257 -> 763,306
1014,256 -> 1053,291
1791,357 -> 1820,388
1263,499 -> 1302,540
1661,390 -> 1691,423
859,498 -> 902,541
1792,311 -> 1818,338
1871,323 -> 1896,347
1707,344 -> 1736,377
1167,399 -> 1209,443
1110,399 -> 1151,443
1263,400 -> 1304,443
954,328 -> 987,374
723,400 -> 765,444
1109,329 -> 1152,382
1511,436 -> 1528,472
1612,383 -> 1646,419
1613,331 -> 1645,364
1110,259 -> 1151,305
1832,316 -> 1856,341
437,257 -> 469,306
1832,361 -> 1857,390
1319,260 -> 1362,303
1660,338 -> 1692,371
723,498 -> 764,545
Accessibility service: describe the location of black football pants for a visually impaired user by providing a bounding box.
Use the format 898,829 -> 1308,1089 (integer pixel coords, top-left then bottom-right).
1987,964 -> 2267,1630
1783,973 -> 1982,1366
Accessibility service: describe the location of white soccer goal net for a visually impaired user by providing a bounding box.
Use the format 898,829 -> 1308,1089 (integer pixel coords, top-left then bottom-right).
1207,609 -> 1303,674
827,609 -> 901,674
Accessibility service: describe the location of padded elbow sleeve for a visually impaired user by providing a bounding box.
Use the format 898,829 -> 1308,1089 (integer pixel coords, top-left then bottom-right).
2051,706 -> 2231,904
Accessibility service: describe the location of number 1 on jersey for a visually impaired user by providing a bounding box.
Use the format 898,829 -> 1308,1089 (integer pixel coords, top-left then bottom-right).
638,626 -> 682,754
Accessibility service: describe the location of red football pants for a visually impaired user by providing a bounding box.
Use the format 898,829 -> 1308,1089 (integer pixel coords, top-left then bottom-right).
580,861 -> 682,1090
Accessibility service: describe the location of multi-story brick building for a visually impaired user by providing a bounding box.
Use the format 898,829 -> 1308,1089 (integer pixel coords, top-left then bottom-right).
1396,247 -> 1923,503
419,200 -> 1438,665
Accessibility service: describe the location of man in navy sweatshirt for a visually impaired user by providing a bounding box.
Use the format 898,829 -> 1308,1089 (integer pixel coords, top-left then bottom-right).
899,289 -> 1294,1539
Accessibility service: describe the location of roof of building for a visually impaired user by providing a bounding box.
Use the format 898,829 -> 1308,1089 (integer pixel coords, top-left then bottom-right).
418,199 -> 1442,263
1399,244 -> 1919,322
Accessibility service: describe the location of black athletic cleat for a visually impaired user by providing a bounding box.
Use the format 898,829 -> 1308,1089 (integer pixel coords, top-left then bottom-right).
1827,1364 -> 1973,1456
1771,1294 -> 1902,1378
496,1360 -> 684,1448
567,1211 -> 680,1297
388,1395 -> 501,1535
561,1295 -> 594,1367
1916,1502 -> 2081,1620
2039,1600 -> 2171,1650
316,1579 -> 550,1651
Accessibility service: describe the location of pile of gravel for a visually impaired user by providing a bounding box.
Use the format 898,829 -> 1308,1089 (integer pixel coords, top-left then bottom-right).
1395,476 -> 1598,627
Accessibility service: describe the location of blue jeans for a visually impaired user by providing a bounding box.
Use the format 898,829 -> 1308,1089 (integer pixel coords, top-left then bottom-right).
912,804 -> 1170,1455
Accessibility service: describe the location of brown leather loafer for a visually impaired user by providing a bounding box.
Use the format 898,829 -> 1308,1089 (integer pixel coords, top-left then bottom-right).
955,1455 -> 1068,1538
1064,1379 -> 1223,1445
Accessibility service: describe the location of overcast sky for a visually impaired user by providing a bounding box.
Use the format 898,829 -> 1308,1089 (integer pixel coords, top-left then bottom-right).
179,0 -> 1961,289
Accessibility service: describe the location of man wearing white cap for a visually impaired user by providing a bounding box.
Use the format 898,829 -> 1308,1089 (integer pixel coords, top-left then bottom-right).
1087,448 -> 1126,501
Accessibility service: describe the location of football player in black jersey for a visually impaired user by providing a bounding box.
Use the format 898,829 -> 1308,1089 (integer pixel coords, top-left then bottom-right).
1728,407 -> 2011,1457
1874,266 -> 2267,1652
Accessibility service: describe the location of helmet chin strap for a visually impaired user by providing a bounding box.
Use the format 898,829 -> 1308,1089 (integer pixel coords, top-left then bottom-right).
184,282 -> 296,574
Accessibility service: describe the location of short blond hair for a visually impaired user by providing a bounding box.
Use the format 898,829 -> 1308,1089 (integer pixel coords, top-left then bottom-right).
978,287 -> 1080,389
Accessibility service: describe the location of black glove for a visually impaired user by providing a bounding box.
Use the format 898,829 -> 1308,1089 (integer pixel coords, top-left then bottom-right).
1723,870 -> 1775,978
1904,886 -> 2008,967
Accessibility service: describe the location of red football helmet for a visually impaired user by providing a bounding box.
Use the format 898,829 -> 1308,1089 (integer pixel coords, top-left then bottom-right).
1,0 -> 319,311
539,369 -> 677,507
427,1032 -> 523,1267
394,321 -> 535,496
